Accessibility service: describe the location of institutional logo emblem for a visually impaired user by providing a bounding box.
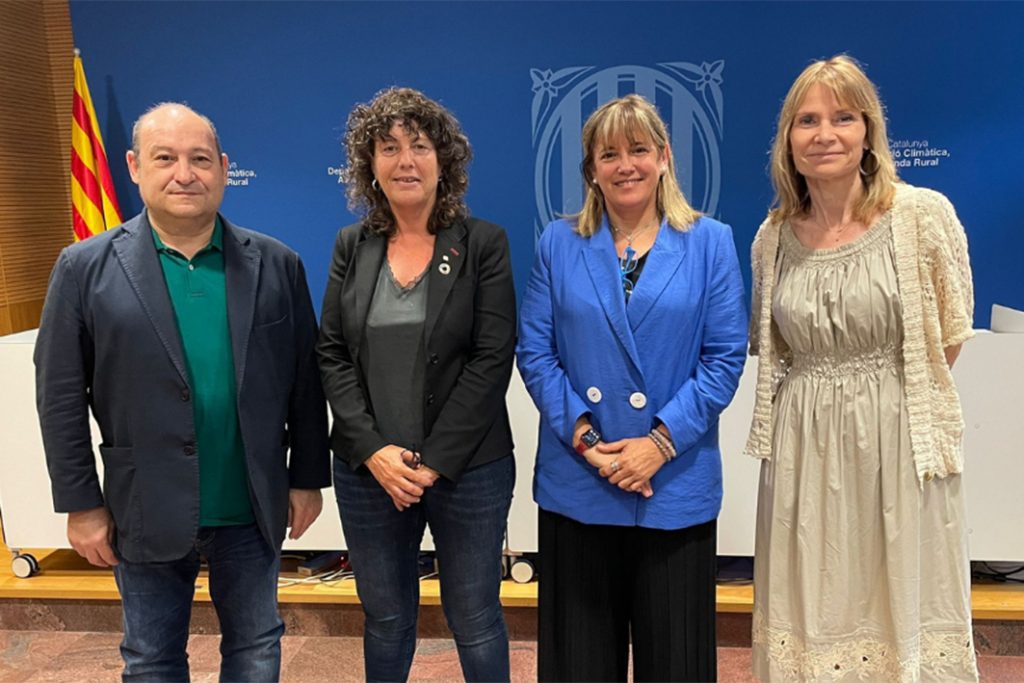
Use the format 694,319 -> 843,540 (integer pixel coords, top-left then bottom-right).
531,62 -> 724,242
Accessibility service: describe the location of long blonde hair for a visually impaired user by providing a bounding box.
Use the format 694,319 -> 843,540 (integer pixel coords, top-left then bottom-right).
769,55 -> 897,223
574,94 -> 700,237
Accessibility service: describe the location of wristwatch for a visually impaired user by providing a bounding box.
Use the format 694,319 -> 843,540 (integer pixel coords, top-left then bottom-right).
575,428 -> 601,455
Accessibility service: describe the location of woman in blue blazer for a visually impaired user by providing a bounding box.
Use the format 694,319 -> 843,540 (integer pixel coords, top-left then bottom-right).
517,94 -> 747,682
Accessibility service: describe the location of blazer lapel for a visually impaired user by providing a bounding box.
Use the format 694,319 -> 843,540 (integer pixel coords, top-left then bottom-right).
626,220 -> 686,331
112,211 -> 190,386
349,230 -> 386,358
222,218 -> 261,392
582,221 -> 642,373
424,221 -> 466,343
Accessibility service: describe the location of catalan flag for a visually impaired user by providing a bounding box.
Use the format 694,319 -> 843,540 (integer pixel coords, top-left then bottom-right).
71,50 -> 123,241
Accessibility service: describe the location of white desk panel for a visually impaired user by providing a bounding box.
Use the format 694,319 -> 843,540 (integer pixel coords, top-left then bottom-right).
3,330 -> 1021,561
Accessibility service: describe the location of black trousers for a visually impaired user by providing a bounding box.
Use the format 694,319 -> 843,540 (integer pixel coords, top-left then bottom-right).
537,509 -> 717,683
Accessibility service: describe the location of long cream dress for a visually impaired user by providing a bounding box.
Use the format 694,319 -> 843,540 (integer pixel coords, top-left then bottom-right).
752,215 -> 978,683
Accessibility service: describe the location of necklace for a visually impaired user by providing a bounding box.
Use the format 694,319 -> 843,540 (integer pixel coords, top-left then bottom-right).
612,219 -> 659,245
807,210 -> 858,244
612,219 -> 659,261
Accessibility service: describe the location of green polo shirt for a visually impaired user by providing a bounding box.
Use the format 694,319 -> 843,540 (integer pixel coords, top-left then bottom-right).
153,219 -> 254,526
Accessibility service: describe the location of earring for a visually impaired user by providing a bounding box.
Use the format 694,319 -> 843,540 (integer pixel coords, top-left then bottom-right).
372,178 -> 380,191
859,148 -> 878,177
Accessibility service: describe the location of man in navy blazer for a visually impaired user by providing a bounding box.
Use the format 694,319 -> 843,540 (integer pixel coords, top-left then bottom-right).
35,103 -> 329,682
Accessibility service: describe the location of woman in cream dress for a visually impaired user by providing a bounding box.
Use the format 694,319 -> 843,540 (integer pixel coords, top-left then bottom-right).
746,56 -> 978,682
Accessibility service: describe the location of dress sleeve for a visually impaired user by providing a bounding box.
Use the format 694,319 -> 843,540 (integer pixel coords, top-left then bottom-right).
922,191 -> 974,347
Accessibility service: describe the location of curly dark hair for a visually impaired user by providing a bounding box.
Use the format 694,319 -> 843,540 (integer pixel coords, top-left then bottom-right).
342,87 -> 472,236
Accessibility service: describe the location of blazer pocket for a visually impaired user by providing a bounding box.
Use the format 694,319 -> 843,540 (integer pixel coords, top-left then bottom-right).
254,312 -> 290,329
253,312 -> 293,351
98,445 -> 141,544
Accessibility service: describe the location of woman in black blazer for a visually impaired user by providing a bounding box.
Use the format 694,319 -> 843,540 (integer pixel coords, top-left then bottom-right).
317,87 -> 516,683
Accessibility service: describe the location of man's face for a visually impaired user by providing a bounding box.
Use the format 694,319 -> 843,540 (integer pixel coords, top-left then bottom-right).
126,107 -> 227,229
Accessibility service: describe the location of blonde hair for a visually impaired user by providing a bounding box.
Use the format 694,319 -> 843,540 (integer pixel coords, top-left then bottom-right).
574,94 -> 700,237
769,55 -> 897,223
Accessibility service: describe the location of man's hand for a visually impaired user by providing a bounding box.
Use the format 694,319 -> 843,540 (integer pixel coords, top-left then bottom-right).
67,507 -> 118,567
287,488 -> 324,540
366,445 -> 438,511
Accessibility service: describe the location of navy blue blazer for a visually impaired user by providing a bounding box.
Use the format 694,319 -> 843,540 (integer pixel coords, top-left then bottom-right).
35,211 -> 330,562
517,216 -> 747,530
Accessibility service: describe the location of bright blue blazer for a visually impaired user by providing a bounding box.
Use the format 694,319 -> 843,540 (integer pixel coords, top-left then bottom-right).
517,216 -> 748,530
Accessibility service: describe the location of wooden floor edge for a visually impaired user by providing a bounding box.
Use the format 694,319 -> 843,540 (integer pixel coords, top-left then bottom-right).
1,580 -> 1022,620
3,545 -> 1022,618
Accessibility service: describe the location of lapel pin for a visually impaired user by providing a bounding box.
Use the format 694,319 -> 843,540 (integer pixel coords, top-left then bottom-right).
438,263 -> 451,275
450,247 -> 460,256
442,254 -> 450,262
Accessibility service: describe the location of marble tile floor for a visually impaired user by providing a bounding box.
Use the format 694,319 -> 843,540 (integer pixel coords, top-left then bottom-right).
1,630 -> 1023,682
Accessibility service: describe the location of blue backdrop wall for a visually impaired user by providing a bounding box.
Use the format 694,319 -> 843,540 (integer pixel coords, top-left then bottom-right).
68,1 -> 1024,325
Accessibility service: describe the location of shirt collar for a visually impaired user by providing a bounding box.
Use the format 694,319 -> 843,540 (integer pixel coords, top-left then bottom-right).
151,216 -> 224,255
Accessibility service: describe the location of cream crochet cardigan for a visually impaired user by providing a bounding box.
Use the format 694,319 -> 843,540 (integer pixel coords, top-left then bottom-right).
744,183 -> 975,482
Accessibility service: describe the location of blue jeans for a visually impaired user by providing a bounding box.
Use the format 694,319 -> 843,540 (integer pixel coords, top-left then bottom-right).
335,455 -> 515,683
113,523 -> 284,682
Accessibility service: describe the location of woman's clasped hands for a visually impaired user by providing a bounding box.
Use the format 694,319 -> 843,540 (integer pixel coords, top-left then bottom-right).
574,421 -> 658,498
596,437 -> 666,497
365,444 -> 440,511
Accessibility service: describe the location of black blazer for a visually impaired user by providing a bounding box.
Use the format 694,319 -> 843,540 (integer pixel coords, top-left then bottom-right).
317,217 -> 516,481
34,212 -> 330,562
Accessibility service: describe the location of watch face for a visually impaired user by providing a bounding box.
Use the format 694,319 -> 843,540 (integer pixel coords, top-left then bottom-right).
581,429 -> 600,448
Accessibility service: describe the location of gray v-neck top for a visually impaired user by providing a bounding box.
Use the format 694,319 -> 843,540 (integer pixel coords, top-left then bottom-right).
362,261 -> 429,450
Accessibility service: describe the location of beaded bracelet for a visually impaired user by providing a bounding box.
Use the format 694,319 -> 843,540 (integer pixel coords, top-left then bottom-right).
647,431 -> 672,462
648,428 -> 677,461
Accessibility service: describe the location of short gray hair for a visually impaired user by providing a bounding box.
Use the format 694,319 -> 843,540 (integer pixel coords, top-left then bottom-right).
131,102 -> 223,157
